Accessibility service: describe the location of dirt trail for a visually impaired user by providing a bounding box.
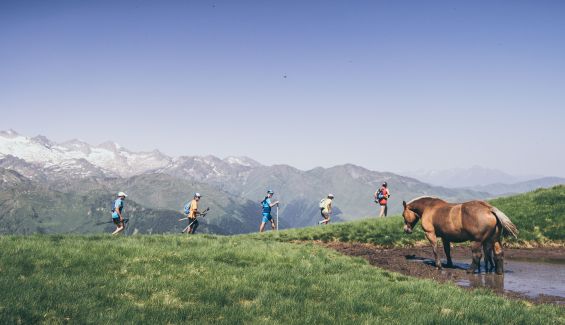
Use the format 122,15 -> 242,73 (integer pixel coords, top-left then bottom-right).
322,242 -> 565,305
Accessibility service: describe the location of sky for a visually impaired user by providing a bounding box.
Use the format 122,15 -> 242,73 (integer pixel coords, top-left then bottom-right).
1,0 -> 564,177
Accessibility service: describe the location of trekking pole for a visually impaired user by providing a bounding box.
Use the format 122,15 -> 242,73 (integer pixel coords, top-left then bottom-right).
276,205 -> 279,231
183,219 -> 197,234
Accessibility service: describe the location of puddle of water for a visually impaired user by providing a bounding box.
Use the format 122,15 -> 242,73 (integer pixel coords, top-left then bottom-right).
410,257 -> 565,300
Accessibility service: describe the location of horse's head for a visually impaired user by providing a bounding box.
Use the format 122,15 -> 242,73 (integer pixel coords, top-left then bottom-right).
402,201 -> 420,234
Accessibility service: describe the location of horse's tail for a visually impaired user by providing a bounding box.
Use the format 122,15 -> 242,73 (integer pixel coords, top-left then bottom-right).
490,206 -> 518,238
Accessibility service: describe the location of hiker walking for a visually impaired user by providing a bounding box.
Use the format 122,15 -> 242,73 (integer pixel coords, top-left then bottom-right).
111,192 -> 127,235
184,193 -> 203,234
259,190 -> 279,232
319,194 -> 334,225
374,182 -> 390,217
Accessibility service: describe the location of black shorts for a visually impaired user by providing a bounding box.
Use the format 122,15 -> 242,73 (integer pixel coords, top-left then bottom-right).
189,218 -> 199,231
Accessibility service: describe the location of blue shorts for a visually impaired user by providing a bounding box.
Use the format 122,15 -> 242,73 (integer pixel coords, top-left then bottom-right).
112,212 -> 121,225
262,213 -> 273,223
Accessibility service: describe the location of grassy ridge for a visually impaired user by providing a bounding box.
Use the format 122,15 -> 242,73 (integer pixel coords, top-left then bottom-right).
248,216 -> 423,247
1,235 -> 563,324
252,186 -> 565,246
489,185 -> 565,243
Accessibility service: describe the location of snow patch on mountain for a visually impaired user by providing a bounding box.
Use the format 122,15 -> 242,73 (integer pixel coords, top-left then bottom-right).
0,131 -> 263,179
0,131 -> 171,177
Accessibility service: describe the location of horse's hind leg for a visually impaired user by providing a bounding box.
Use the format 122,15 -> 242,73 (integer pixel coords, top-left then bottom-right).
494,239 -> 504,275
443,240 -> 453,268
483,241 -> 495,272
467,241 -> 483,274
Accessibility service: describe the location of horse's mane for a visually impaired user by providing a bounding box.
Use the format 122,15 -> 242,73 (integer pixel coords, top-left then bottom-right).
406,196 -> 444,205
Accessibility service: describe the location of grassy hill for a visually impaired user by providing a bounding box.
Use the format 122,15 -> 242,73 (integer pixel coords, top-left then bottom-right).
489,185 -> 565,243
1,235 -> 563,324
1,187 -> 564,323
253,186 -> 565,246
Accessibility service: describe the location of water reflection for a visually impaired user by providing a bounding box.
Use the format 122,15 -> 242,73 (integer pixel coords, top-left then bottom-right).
407,256 -> 565,299
457,273 -> 504,293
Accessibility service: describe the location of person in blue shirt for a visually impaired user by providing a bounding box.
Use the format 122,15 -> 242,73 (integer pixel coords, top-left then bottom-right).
111,192 -> 127,235
259,190 -> 280,232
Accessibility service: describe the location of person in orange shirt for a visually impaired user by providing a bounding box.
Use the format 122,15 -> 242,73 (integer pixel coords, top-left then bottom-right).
185,193 -> 203,234
374,182 -> 391,217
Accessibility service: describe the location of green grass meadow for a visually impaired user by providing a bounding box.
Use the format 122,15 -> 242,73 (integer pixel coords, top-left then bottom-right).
1,235 -> 564,324
1,187 -> 564,324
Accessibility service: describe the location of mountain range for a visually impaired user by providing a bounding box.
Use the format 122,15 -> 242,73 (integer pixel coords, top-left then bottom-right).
2,129 -> 560,235
404,165 -> 565,195
403,165 -> 534,188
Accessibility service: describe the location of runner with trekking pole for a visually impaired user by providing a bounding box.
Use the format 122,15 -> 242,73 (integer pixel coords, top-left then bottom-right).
318,193 -> 334,225
259,190 -> 279,232
181,193 -> 207,234
111,192 -> 127,235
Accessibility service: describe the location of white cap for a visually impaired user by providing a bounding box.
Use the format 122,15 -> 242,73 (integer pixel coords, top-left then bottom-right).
328,193 -> 335,198
194,192 -> 202,197
117,192 -> 128,197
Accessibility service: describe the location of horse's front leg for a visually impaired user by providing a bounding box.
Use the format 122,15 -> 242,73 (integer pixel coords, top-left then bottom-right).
443,240 -> 453,268
425,232 -> 442,269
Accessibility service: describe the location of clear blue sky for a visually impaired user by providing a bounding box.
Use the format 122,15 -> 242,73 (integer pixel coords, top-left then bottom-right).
1,0 -> 564,177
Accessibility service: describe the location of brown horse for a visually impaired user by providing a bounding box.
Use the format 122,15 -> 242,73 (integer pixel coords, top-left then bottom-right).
402,197 -> 518,275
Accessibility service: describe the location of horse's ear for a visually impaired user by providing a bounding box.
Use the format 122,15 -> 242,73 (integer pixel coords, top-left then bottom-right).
402,201 -> 407,209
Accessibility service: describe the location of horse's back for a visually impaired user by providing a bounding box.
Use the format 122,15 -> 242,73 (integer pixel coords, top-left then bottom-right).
460,201 -> 498,240
431,200 -> 497,242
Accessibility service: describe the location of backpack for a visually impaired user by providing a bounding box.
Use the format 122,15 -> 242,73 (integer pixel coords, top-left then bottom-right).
111,198 -> 121,213
184,201 -> 192,214
377,189 -> 385,200
319,198 -> 328,209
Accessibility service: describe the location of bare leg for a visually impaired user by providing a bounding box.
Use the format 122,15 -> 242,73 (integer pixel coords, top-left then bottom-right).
112,221 -> 124,235
320,212 -> 330,225
425,232 -> 441,269
259,222 -> 266,232
270,220 -> 277,231
379,206 -> 385,217
443,240 -> 453,268
467,241 -> 483,274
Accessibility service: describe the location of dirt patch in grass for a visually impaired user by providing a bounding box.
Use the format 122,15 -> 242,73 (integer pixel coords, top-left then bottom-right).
322,242 -> 565,305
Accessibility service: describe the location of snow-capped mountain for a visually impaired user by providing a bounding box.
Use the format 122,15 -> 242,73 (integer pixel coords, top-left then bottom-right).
0,130 -> 260,179
156,155 -> 261,185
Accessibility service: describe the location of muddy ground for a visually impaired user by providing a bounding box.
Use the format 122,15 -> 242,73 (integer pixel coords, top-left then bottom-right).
322,242 -> 565,305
